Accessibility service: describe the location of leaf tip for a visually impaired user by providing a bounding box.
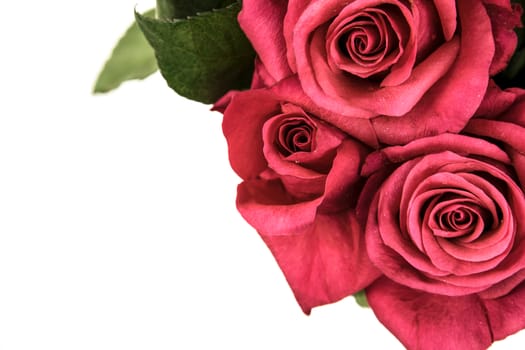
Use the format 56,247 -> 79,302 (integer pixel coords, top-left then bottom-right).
354,290 -> 370,308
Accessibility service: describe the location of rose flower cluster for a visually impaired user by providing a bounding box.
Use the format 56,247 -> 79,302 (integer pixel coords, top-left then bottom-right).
214,0 -> 525,349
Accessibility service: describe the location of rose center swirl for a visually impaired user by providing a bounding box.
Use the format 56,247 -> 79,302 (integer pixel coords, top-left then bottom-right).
401,168 -> 516,278
277,119 -> 314,155
327,5 -> 407,79
426,194 -> 494,241
339,20 -> 386,60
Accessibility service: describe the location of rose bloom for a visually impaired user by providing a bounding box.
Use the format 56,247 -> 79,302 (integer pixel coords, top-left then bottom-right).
239,0 -> 521,144
219,79 -> 380,313
357,86 -> 525,349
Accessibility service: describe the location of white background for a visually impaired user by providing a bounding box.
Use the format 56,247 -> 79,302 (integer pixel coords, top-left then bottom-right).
0,1 -> 523,349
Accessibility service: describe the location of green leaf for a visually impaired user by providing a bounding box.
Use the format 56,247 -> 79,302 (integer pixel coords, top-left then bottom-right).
354,290 -> 369,308
93,9 -> 158,94
156,0 -> 237,20
136,3 -> 255,104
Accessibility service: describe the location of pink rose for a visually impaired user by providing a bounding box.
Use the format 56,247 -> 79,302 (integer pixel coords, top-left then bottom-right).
358,86 -> 525,349
239,0 -> 521,144
221,80 -> 380,313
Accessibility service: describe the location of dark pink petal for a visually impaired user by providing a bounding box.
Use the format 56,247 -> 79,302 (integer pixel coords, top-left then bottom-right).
475,94 -> 525,227
483,0 -> 522,75
222,90 -> 280,180
211,90 -> 238,114
466,118 -> 525,186
494,88 -> 525,127
356,165 -> 390,225
321,138 -> 368,211
473,80 -> 516,118
411,0 -> 445,62
479,268 -> 525,299
378,3 -> 417,87
262,211 -> 380,314
370,133 -> 511,169
483,280 -> 525,341
366,277 -> 493,350
251,57 -> 278,89
275,173 -> 326,200
432,0 -> 457,40
237,179 -> 322,236
238,0 -> 292,82
284,0 -> 314,72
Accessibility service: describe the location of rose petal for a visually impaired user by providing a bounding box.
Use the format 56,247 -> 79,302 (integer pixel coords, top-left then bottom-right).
262,211 -> 380,314
375,133 -> 511,167
479,268 -> 525,299
483,1 -> 522,75
238,0 -> 292,82
473,80 -> 516,118
411,0 -> 445,61
211,90 -> 238,114
366,277 -> 492,350
321,138 -> 368,212
380,5 -> 417,87
222,90 -> 280,180
237,178 -> 323,236
483,280 -> 525,341
284,0 -> 314,72
432,0 -> 457,40
251,57 -> 278,89
466,116 -> 525,189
